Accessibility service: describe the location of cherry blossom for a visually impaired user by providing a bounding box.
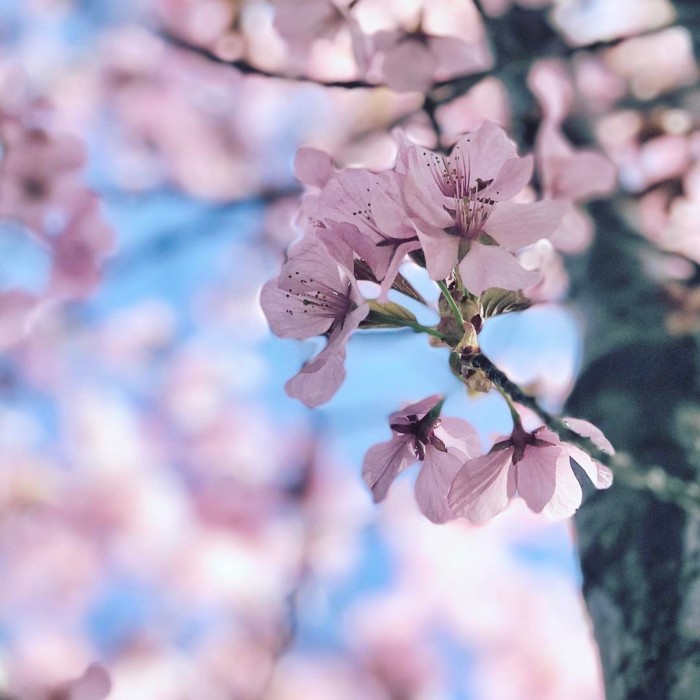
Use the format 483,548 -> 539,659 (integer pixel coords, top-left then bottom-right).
363,395 -> 480,523
402,121 -> 566,294
448,418 -> 614,523
260,231 -> 368,407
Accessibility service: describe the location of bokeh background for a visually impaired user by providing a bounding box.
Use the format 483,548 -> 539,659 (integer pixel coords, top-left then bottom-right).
1,0 -> 698,698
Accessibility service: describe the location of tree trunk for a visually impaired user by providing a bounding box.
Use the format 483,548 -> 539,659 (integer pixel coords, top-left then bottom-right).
570,201 -> 700,699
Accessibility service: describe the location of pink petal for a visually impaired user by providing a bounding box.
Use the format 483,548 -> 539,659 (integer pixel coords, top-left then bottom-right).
381,39 -> 437,92
285,341 -> 346,408
260,278 -> 333,339
482,155 -> 534,201
318,168 -> 385,237
549,150 -> 618,201
0,290 -> 39,350
295,147 -> 334,188
548,204 -> 593,254
415,223 -> 460,281
416,447 -> 463,523
448,448 -> 515,523
370,172 -> 413,239
458,241 -> 540,295
274,0 -> 341,44
315,222 -> 357,273
538,122 -> 572,170
564,417 -> 615,454
404,148 -> 455,229
281,233 -> 346,296
451,121 -> 518,186
391,394 -> 442,423
435,417 -> 481,460
375,239 -> 421,302
67,663 -> 112,700
542,452 -> 584,518
515,444 -> 562,512
563,417 -> 614,489
348,16 -> 373,74
284,304 -> 368,407
362,435 -> 416,502
528,59 -> 574,124
485,200 -> 567,251
430,35 -> 493,80
391,129 -> 414,174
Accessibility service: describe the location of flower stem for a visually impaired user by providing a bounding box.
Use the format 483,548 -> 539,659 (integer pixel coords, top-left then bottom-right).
367,311 -> 449,340
395,318 -> 449,340
437,280 -> 465,328
495,384 -> 522,428
470,352 -> 603,455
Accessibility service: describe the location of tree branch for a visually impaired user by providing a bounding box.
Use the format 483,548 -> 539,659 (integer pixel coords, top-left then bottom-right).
466,351 -> 700,514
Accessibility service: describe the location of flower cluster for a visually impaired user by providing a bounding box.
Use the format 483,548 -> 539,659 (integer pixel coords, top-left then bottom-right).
261,121 -> 615,521
364,396 -> 613,524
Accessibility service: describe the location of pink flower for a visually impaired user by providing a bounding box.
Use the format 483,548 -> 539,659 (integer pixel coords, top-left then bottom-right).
448,418 -> 613,523
363,395 -> 480,523
260,231 -> 368,407
302,159 -> 420,300
402,122 -> 566,294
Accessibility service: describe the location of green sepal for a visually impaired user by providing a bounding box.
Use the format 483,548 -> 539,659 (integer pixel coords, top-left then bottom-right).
359,300 -> 419,329
480,288 -> 531,318
353,259 -> 426,305
391,273 -> 427,305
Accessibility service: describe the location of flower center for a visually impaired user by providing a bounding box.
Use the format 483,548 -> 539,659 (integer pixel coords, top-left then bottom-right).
390,414 -> 446,461
421,150 -> 495,240
283,272 -> 352,321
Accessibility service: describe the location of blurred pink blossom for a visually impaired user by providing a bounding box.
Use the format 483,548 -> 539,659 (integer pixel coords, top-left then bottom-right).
0,121 -> 86,236
366,29 -> 491,93
528,60 -> 617,253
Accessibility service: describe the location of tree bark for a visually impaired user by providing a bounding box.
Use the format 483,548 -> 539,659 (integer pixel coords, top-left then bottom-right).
570,201 -> 700,699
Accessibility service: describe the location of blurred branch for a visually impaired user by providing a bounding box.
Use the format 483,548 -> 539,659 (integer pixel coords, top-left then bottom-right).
159,29 -> 494,94
421,94 -> 443,147
160,31 -> 377,89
